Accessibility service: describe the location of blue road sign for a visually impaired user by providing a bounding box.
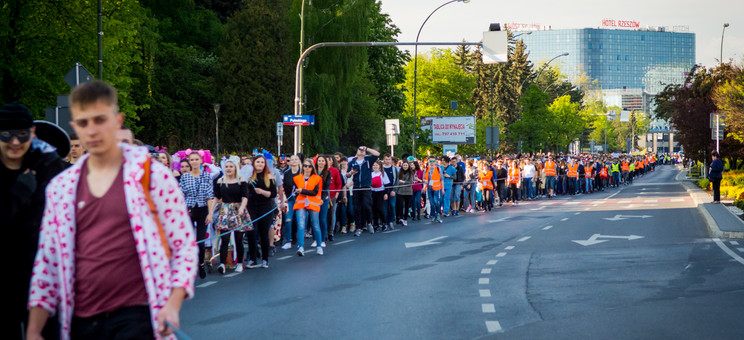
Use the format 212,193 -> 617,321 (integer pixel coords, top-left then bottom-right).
283,115 -> 315,126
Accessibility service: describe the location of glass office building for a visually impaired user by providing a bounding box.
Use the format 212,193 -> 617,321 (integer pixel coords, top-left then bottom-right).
520,28 -> 695,92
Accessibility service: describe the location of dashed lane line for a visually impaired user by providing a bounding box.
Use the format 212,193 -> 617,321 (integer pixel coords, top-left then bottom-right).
560,218 -> 569,221
505,246 -> 515,250
481,268 -> 492,274
731,241 -> 740,246
197,281 -> 217,288
482,304 -> 496,313
517,236 -> 531,242
224,273 -> 241,278
479,278 -> 490,285
542,225 -> 553,230
487,260 -> 498,265
575,212 -> 581,215
479,289 -> 492,297
485,321 -> 503,333
277,256 -> 293,261
334,240 -> 355,245
496,252 -> 507,257
738,248 -> 744,253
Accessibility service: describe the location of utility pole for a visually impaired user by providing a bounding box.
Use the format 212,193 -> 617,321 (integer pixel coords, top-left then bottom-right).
97,0 -> 103,80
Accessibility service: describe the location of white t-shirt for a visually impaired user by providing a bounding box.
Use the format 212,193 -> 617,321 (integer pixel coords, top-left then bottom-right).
522,164 -> 536,178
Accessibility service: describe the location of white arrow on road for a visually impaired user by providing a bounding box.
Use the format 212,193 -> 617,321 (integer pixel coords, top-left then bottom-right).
603,214 -> 653,221
405,236 -> 448,248
573,234 -> 644,246
488,217 -> 511,223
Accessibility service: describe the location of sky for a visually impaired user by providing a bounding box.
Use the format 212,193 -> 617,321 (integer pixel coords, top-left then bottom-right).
378,0 -> 744,68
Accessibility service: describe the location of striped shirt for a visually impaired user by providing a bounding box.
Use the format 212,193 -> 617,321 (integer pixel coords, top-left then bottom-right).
180,171 -> 214,208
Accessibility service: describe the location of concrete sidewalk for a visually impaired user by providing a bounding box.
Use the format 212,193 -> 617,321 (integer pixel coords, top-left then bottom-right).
676,165 -> 744,239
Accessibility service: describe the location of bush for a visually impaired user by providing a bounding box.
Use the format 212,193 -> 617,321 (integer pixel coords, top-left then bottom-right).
735,200 -> 744,211
698,178 -> 710,190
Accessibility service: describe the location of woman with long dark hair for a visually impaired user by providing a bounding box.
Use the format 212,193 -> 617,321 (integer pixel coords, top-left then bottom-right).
396,161 -> 414,226
315,155 -> 332,247
411,159 -> 424,220
214,156 -> 249,272
245,155 -> 277,268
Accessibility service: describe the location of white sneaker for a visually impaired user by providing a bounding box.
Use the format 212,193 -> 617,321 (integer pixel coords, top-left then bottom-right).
246,260 -> 259,269
321,241 -> 327,248
261,260 -> 269,268
401,220 -> 408,226
297,247 -> 305,256
281,243 -> 292,250
234,263 -> 244,273
217,264 -> 225,275
311,241 -> 317,247
317,247 -> 324,255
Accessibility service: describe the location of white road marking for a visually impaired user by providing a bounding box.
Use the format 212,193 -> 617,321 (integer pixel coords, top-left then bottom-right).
335,240 -> 355,245
575,212 -> 581,215
479,278 -> 490,285
583,208 -> 591,211
593,201 -> 606,204
618,200 -> 631,204
481,268 -> 492,274
644,199 -> 658,203
487,260 -> 498,265
277,256 -> 292,261
540,202 -> 556,205
306,248 -> 316,253
383,229 -> 400,234
479,289 -> 492,297
496,252 -> 507,257
738,248 -> 744,253
482,304 -> 496,313
517,236 -> 531,242
671,198 -> 684,202
197,281 -> 217,288
713,238 -> 744,266
225,273 -> 241,278
605,189 -> 623,199
730,241 -> 740,246
530,206 -> 546,211
565,202 -> 581,205
561,218 -> 569,221
485,321 -> 503,333
542,225 -> 553,230
505,246 -> 515,250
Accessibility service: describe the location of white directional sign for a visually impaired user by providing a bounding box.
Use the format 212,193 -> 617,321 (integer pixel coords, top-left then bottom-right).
405,236 -> 448,249
573,234 -> 644,246
603,214 -> 653,221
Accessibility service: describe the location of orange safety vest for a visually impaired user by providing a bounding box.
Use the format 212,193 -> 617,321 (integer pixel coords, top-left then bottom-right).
599,166 -> 609,178
637,160 -> 644,169
479,170 -> 494,190
584,165 -> 593,177
293,174 -> 323,212
424,165 -> 443,191
567,163 -> 579,178
508,167 -> 520,184
544,161 -> 556,176
621,161 -> 629,171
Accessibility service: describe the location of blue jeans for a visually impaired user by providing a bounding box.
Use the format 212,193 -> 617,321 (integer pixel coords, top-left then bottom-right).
295,209 -> 321,249
585,177 -> 593,192
442,184 -> 452,214
451,184 -> 462,203
385,193 -> 396,224
412,191 -> 422,218
523,178 -> 533,198
283,196 -> 296,245
319,197 -> 329,241
329,197 -> 338,235
346,195 -> 355,225
568,177 -> 577,194
427,188 -> 442,217
612,172 -> 620,187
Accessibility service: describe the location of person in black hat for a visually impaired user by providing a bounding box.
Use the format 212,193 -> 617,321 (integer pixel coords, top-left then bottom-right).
1,102 -> 67,340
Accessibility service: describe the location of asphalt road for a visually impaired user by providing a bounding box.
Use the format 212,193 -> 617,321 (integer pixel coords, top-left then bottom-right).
180,165 -> 744,339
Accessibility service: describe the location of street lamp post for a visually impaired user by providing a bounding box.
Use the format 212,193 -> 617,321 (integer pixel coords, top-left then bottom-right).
721,23 -> 730,64
535,52 -> 569,89
412,0 -> 470,157
214,103 -> 221,160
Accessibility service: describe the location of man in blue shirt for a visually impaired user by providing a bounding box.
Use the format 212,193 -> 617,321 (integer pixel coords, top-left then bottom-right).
347,146 -> 380,236
441,156 -> 457,216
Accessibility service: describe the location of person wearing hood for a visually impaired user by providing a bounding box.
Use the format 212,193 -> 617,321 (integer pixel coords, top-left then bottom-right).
2,102 -> 68,340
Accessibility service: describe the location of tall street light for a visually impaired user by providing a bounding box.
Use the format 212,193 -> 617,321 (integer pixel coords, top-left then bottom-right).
535,52 -> 569,88
412,0 -> 470,157
721,23 -> 730,64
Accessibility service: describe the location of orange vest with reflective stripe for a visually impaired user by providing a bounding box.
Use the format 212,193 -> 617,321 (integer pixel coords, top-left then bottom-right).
293,174 -> 323,212
479,170 -> 494,190
567,164 -> 578,178
584,165 -> 593,177
508,167 -> 520,184
621,161 -> 629,171
637,160 -> 644,169
544,161 -> 556,176
424,165 -> 443,191
599,166 -> 609,178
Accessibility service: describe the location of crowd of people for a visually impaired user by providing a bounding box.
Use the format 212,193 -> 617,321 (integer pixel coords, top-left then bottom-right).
4,80 -> 679,339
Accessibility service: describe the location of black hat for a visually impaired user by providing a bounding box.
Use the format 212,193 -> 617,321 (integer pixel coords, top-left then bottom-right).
33,120 -> 71,158
0,102 -> 34,130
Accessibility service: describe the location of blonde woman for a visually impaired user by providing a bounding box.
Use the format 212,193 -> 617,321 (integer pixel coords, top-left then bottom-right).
215,156 -> 249,273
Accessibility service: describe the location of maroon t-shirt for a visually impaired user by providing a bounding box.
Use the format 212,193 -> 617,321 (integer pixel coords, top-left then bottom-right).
74,161 -> 148,317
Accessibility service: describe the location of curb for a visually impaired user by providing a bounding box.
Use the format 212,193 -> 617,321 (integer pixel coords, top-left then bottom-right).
676,165 -> 744,239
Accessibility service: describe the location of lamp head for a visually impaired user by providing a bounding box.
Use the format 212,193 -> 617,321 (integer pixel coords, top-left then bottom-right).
489,23 -> 501,32
723,23 -> 730,28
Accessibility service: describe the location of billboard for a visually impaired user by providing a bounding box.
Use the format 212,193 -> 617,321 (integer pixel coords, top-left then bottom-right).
420,116 -> 476,144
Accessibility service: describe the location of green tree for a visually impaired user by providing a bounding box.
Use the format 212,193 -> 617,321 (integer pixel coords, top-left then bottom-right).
546,94 -> 584,152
